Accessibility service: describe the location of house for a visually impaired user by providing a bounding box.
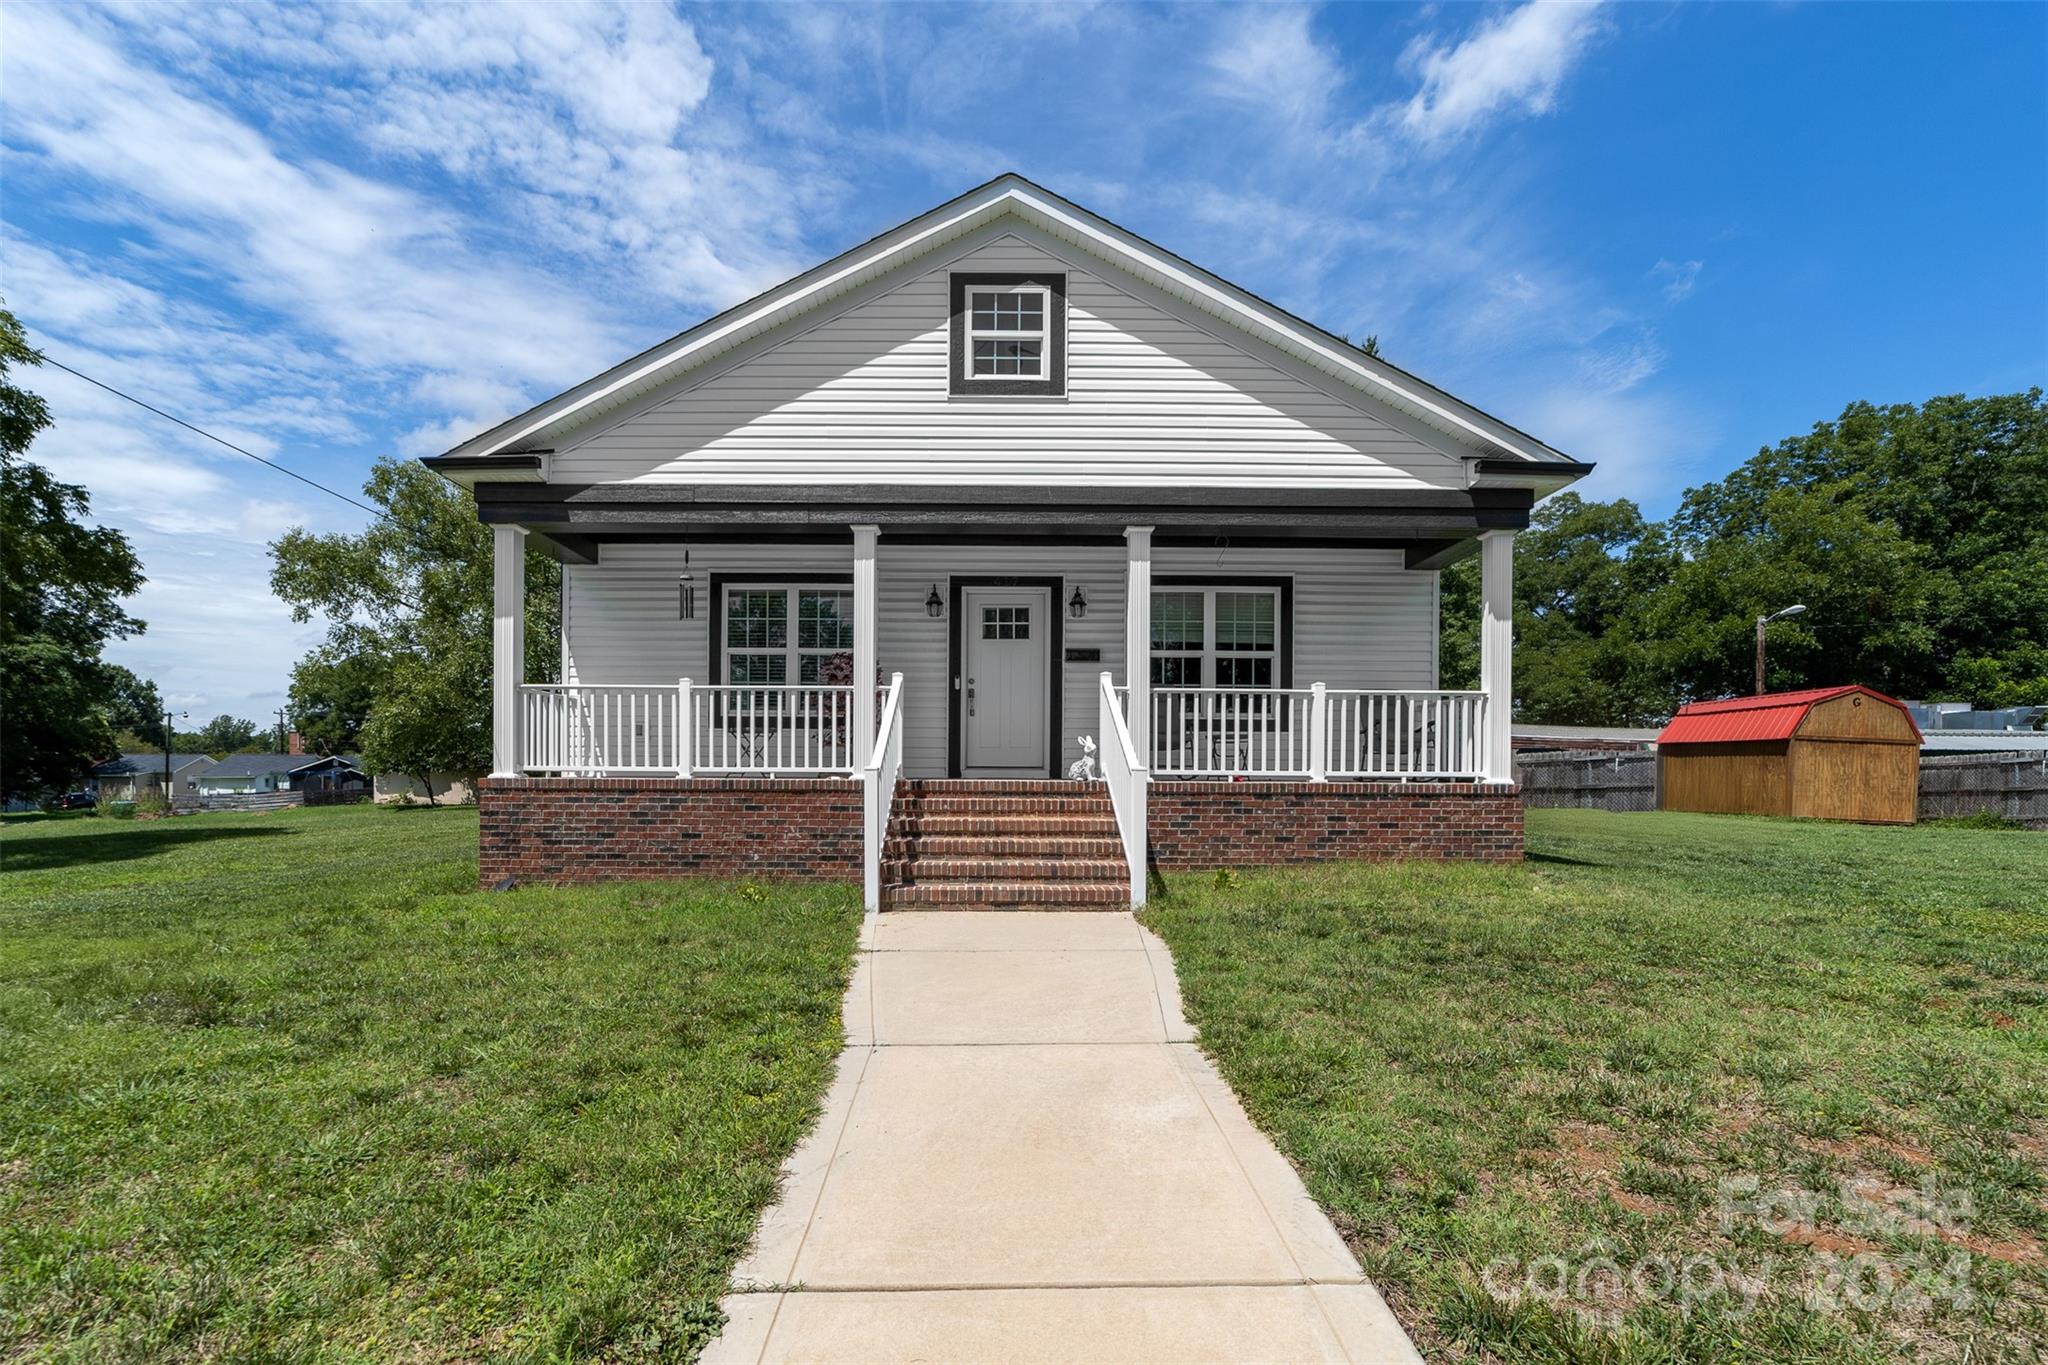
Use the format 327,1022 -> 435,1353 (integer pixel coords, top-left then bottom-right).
195,753 -> 366,797
423,175 -> 1591,906
90,753 -> 216,800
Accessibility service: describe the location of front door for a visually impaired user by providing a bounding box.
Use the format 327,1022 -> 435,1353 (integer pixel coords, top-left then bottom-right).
962,586 -> 1051,777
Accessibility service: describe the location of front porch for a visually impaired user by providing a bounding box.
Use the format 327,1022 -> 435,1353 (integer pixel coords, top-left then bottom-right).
481,502 -> 1523,906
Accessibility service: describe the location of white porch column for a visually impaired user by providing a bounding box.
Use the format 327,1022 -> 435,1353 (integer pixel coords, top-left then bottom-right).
1479,528 -> 1515,784
490,524 -> 528,778
852,524 -> 879,771
1124,525 -> 1153,765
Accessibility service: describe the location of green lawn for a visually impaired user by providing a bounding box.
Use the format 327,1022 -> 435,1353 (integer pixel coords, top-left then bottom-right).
0,804 -> 860,1361
1146,810 -> 2048,1364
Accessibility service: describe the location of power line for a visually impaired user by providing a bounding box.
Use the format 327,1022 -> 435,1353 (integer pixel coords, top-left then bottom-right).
40,354 -> 387,521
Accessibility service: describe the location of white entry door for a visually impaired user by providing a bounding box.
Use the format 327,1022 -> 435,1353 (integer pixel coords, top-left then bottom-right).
963,586 -> 1051,777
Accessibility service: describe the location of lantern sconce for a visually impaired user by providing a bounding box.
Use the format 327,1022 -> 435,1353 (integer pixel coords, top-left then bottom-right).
1068,584 -> 1088,619
924,583 -> 945,619
678,550 -> 696,620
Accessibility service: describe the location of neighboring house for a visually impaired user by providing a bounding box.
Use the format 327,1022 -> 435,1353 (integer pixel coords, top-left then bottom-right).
195,753 -> 366,796
90,754 -> 216,801
424,175 -> 1592,904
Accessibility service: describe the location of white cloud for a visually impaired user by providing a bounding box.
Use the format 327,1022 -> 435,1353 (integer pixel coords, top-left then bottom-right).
1651,257 -> 1704,302
1395,1 -> 1611,147
1204,7 -> 1346,125
1578,333 -> 1667,394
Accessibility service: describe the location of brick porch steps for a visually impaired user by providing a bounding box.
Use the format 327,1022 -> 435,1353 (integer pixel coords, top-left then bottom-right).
881,780 -> 1130,911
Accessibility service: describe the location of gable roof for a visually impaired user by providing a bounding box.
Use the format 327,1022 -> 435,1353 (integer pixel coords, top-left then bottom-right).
202,753 -> 361,779
427,174 -> 1589,485
1658,687 -> 1921,745
93,753 -> 215,776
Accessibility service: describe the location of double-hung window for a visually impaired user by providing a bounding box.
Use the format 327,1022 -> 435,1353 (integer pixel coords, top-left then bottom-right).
949,273 -> 1066,396
1148,587 -> 1281,690
723,586 -> 855,688
968,286 -> 1047,377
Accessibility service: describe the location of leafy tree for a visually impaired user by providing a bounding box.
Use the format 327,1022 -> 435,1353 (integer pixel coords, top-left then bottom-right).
1442,390 -> 2046,722
1440,494 -> 1675,723
184,714 -> 263,757
270,456 -> 558,787
356,652 -> 490,804
99,663 -> 167,750
0,309 -> 146,798
1665,391 -> 2045,706
287,640 -> 388,754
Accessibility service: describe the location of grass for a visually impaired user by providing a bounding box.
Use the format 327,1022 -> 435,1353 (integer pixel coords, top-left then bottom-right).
0,803 -> 861,1361
1144,809 -> 2048,1364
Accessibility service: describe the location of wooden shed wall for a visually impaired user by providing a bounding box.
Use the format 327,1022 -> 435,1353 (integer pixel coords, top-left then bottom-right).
1658,742 -> 1790,816
1787,693 -> 1920,824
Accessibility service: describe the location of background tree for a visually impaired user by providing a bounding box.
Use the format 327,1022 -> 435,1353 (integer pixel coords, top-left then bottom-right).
183,714 -> 263,757
1442,390 -> 2046,722
1440,493 -> 1674,723
356,653 -> 491,804
0,309 -> 146,798
287,639 -> 389,754
270,456 -> 559,787
98,663 -> 167,750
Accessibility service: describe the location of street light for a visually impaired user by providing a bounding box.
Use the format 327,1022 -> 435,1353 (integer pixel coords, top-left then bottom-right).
1755,604 -> 1807,694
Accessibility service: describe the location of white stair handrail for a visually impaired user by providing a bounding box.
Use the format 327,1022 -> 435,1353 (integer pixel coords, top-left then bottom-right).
862,672 -> 906,913
1099,671 -> 1149,908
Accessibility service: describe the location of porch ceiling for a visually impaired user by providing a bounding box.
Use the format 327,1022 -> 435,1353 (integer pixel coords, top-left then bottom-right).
475,481 -> 1531,559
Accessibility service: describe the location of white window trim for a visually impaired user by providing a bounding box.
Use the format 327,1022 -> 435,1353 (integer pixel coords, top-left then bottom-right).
720,583 -> 856,687
964,284 -> 1050,379
1150,585 -> 1283,690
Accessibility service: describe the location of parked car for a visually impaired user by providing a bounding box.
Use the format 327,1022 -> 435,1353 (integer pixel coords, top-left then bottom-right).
56,791 -> 95,810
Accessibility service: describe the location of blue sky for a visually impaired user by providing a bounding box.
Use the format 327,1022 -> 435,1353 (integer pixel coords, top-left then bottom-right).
4,1 -> 2043,722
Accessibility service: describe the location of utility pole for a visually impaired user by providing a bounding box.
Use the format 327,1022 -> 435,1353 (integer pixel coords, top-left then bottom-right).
276,708 -> 289,753
1755,604 -> 1808,695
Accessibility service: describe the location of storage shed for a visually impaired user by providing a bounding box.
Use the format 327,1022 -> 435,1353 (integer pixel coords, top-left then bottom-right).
1656,686 -> 1922,824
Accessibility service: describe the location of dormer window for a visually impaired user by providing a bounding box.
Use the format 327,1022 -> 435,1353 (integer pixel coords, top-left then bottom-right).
950,272 -> 1065,397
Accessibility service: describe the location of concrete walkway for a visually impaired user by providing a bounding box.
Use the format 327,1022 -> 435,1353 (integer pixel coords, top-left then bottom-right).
705,912 -> 1421,1363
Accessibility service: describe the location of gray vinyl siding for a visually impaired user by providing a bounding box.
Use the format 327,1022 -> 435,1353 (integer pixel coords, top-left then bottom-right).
550,236 -> 1464,491
565,542 -> 1439,779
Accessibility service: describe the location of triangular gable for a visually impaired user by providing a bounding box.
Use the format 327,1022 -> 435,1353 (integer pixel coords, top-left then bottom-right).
434,174 -> 1586,482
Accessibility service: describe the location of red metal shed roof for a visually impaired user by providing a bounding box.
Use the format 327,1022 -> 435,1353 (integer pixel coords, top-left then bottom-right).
1657,686 -> 1921,745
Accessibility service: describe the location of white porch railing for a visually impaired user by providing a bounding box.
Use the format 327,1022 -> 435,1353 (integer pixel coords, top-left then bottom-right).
1139,685 -> 1489,781
689,684 -> 859,775
1099,672 -> 1149,907
521,684 -> 683,775
520,682 -> 861,776
862,672 -> 906,913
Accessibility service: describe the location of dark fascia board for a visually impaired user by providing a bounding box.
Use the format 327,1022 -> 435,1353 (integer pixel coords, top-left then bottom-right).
1471,457 -> 1596,479
421,453 -> 547,473
1404,538 -> 1480,571
529,531 -> 601,565
473,483 -> 1534,542
474,481 -> 1535,511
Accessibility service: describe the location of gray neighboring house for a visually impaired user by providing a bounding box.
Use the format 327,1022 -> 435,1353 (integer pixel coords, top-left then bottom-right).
90,753 -> 217,800
195,753 -> 367,796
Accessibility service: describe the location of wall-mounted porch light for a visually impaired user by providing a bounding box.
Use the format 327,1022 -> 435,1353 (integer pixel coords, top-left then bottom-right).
924,583 -> 945,619
1068,584 -> 1088,619
678,550 -> 696,620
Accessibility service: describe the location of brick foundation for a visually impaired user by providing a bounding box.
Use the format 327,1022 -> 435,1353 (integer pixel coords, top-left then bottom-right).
1146,780 -> 1523,867
477,777 -> 862,886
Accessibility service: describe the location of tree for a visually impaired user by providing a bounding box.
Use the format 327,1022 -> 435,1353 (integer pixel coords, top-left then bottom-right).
356,652 -> 490,804
99,663 -> 167,750
287,640 -> 389,754
184,714 -> 263,756
270,456 -> 558,787
1440,390 -> 2046,722
0,309 -> 146,799
1440,494 -> 1675,723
